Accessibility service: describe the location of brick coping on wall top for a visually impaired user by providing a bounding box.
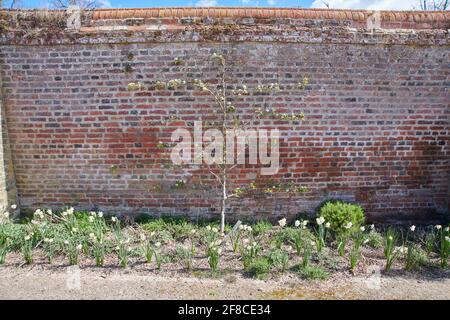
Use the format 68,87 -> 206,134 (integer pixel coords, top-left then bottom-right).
2,7 -> 450,24
90,7 -> 449,22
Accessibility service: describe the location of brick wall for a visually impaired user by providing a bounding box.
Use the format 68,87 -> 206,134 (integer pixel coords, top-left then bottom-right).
0,8 -> 448,223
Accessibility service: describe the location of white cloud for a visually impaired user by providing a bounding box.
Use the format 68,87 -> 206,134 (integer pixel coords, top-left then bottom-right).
241,0 -> 260,5
267,0 -> 276,5
195,0 -> 219,6
311,0 -> 417,10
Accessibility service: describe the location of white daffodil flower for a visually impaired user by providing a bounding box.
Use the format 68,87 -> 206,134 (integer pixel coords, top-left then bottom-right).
316,217 -> 325,225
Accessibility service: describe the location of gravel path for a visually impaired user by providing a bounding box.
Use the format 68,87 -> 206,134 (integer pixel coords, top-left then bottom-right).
0,265 -> 448,300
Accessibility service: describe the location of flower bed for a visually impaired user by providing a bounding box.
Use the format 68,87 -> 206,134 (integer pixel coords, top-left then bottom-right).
0,205 -> 448,279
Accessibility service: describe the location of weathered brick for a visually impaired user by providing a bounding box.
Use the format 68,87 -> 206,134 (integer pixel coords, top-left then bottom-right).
0,9 -> 448,224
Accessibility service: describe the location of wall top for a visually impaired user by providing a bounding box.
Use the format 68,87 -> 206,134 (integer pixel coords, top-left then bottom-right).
0,7 -> 449,46
88,7 -> 449,23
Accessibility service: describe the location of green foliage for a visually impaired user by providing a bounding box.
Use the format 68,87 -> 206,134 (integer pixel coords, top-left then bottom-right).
318,200 -> 365,234
349,230 -> 366,270
274,227 -> 298,247
241,241 -> 260,271
0,205 -> 447,277
366,229 -> 384,249
252,220 -> 272,236
384,228 -> 401,271
424,231 -> 436,254
169,220 -> 196,241
176,245 -> 194,271
295,265 -> 329,280
245,257 -> 271,279
0,245 -> 7,264
207,246 -> 221,273
139,217 -> 214,242
437,225 -> 449,268
267,248 -> 290,272
405,245 -> 429,271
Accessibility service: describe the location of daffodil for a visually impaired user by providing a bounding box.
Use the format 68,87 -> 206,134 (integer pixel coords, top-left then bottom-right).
316,217 -> 325,225
278,218 -> 287,228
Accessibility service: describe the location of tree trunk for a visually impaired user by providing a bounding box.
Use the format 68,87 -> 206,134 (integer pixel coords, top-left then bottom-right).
220,167 -> 226,233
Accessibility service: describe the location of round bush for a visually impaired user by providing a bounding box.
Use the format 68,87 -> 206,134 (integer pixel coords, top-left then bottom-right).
317,200 -> 365,233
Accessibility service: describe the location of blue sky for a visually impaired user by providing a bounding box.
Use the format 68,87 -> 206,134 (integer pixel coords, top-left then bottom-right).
3,0 -> 422,10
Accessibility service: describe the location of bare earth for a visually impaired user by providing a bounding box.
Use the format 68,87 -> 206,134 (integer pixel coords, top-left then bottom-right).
0,264 -> 449,300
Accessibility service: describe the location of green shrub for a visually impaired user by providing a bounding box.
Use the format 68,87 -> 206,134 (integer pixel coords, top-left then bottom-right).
245,257 -> 272,279
318,200 -> 365,234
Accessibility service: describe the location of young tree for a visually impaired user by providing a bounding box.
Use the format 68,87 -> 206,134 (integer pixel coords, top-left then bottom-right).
50,0 -> 108,9
1,0 -> 21,9
419,0 -> 449,10
128,52 -> 308,233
